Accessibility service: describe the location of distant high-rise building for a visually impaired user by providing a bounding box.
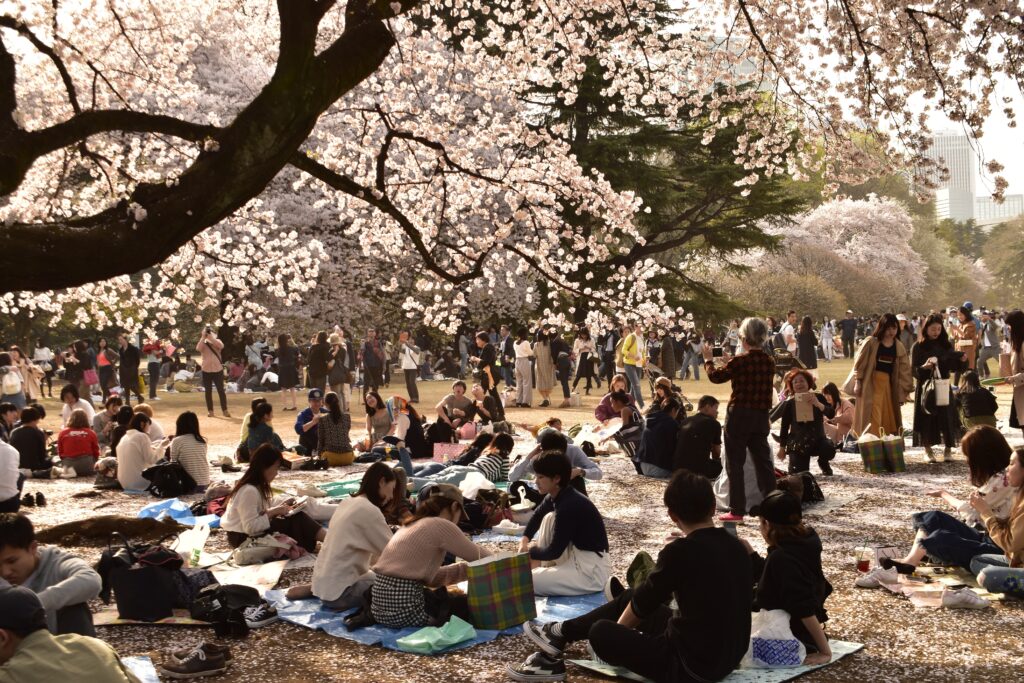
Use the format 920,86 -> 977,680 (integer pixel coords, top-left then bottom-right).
923,131 -> 977,222
974,194 -> 1024,226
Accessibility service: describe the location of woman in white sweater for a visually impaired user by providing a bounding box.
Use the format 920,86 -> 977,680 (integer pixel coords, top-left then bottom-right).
221,445 -> 326,553
285,462 -> 397,610
114,413 -> 169,491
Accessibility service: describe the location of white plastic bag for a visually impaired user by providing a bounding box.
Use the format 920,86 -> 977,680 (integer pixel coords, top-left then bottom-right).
230,534 -> 291,566
174,522 -> 210,567
459,471 -> 495,500
742,609 -> 806,668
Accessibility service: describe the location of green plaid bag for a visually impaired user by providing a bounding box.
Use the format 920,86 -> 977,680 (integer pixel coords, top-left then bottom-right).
881,433 -> 906,473
857,434 -> 886,474
465,552 -> 536,630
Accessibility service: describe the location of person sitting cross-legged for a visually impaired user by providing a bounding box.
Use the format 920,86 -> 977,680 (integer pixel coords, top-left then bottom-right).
517,450 -> 610,597
507,470 -> 752,683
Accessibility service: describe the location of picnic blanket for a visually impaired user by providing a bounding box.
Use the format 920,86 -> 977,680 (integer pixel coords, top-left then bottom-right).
320,478 -> 510,500
137,498 -> 221,529
95,608 -> 209,627
568,640 -> 864,682
264,590 -> 605,655
123,656 -> 161,683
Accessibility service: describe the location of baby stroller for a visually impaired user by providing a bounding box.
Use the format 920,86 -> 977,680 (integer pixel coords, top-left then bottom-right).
771,349 -> 806,391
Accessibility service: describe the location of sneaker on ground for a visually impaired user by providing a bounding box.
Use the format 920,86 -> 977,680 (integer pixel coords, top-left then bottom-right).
159,647 -> 228,679
522,621 -> 566,657
297,483 -> 328,498
170,642 -> 233,665
719,512 -> 745,522
505,652 -> 566,682
855,567 -> 899,588
34,492 -> 46,507
50,465 -> 62,479
242,602 -> 279,628
61,466 -> 76,479
942,587 -> 990,610
603,576 -> 625,603
586,641 -> 610,667
20,494 -> 34,508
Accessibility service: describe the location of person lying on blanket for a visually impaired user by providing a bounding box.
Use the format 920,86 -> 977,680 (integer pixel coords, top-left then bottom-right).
741,491 -> 833,664
370,483 -> 492,628
517,450 -> 610,597
857,426 -> 1017,586
409,433 -> 514,490
0,513 -> 101,636
286,462 -> 397,611
507,470 -> 751,683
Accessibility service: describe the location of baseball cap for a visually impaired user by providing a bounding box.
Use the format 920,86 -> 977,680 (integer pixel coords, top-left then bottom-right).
846,309 -> 853,314
308,388 -> 324,401
0,586 -> 47,634
896,314 -> 907,321
750,490 -> 802,525
963,301 -> 974,310
418,483 -> 468,521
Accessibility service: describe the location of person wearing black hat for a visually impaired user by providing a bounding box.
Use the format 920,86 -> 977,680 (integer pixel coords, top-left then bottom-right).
294,388 -> 327,456
743,491 -> 833,665
0,586 -> 141,681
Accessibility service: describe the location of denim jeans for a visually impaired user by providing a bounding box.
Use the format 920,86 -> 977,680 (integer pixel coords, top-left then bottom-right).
624,364 -> 644,408
911,510 -> 1001,569
369,446 -> 413,476
640,462 -> 673,479
413,462 -> 446,477
970,553 -> 1024,597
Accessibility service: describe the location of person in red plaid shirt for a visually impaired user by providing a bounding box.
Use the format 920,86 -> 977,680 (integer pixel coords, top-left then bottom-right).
703,317 -> 776,521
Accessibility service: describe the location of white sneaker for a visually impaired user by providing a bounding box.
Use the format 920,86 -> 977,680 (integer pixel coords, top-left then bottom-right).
855,567 -> 898,588
924,447 -> 938,464
50,465 -> 62,479
296,483 -> 327,498
942,587 -> 989,609
61,466 -> 77,479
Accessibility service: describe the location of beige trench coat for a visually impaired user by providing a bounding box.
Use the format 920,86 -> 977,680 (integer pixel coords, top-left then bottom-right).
847,336 -> 914,436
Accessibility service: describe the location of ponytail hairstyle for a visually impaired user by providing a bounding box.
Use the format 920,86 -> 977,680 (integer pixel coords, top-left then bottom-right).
325,391 -> 343,423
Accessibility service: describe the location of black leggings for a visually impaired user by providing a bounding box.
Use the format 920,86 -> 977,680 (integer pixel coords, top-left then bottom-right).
561,589 -> 696,683
404,369 -> 419,401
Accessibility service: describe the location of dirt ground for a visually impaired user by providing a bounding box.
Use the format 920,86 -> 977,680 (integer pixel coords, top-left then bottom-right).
19,361 -> 1024,682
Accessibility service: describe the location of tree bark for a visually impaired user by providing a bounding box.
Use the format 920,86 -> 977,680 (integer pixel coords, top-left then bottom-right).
0,2 -> 398,293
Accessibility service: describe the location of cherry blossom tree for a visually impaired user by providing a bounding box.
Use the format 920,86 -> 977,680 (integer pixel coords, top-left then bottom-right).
1,0 -> 1021,332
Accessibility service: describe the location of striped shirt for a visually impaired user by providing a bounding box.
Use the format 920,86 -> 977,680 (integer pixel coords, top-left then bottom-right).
169,435 -> 210,486
470,450 -> 510,482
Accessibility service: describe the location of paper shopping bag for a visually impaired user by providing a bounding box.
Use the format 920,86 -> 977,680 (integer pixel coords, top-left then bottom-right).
465,552 -> 536,630
881,433 -> 906,473
433,442 -> 464,464
857,430 -> 886,474
1000,352 -> 1012,377
794,393 -> 814,422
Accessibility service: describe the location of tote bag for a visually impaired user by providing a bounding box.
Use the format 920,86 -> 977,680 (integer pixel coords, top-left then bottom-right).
465,551 -> 536,630
857,430 -> 886,474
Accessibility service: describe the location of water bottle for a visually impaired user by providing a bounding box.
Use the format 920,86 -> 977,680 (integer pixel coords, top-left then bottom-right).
189,522 -> 210,568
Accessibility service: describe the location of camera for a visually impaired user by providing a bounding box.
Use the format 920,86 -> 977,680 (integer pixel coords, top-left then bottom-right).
204,326 -> 212,334
712,346 -> 724,357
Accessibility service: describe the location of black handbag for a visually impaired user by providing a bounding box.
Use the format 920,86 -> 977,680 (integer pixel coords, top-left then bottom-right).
105,533 -> 180,622
143,461 -> 197,498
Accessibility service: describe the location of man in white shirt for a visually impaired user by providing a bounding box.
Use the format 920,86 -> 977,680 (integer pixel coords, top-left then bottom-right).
977,310 -> 1001,379
779,310 -> 798,354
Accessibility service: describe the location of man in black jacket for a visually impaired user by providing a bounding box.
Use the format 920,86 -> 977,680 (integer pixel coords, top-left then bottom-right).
116,333 -> 142,406
597,324 -> 620,385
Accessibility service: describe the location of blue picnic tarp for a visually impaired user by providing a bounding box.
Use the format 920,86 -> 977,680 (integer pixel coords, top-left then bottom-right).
137,498 -> 221,528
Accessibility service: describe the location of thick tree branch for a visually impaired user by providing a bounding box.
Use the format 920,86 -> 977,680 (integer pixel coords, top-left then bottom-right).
0,0 -> 405,293
0,15 -> 80,113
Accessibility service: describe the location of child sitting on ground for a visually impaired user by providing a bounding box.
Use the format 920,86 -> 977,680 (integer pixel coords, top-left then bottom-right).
969,445 -> 1024,598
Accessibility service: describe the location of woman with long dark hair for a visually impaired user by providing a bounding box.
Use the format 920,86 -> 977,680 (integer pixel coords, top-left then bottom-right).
94,337 -> 119,400
364,391 -> 392,446
911,313 -> 962,463
286,462 -> 398,609
849,313 -> 913,438
221,444 -> 326,552
956,370 -> 998,430
170,411 -> 210,489
276,333 -> 300,412
1005,310 -> 1024,439
796,316 -> 818,374
318,391 -> 353,466
571,328 -> 597,396
533,327 -> 555,408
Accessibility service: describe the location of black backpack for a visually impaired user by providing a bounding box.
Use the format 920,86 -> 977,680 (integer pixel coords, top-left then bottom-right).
190,583 -> 262,637
143,461 -> 197,498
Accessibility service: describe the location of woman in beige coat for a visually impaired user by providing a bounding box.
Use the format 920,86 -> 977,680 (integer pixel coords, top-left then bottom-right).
848,314 -> 914,437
